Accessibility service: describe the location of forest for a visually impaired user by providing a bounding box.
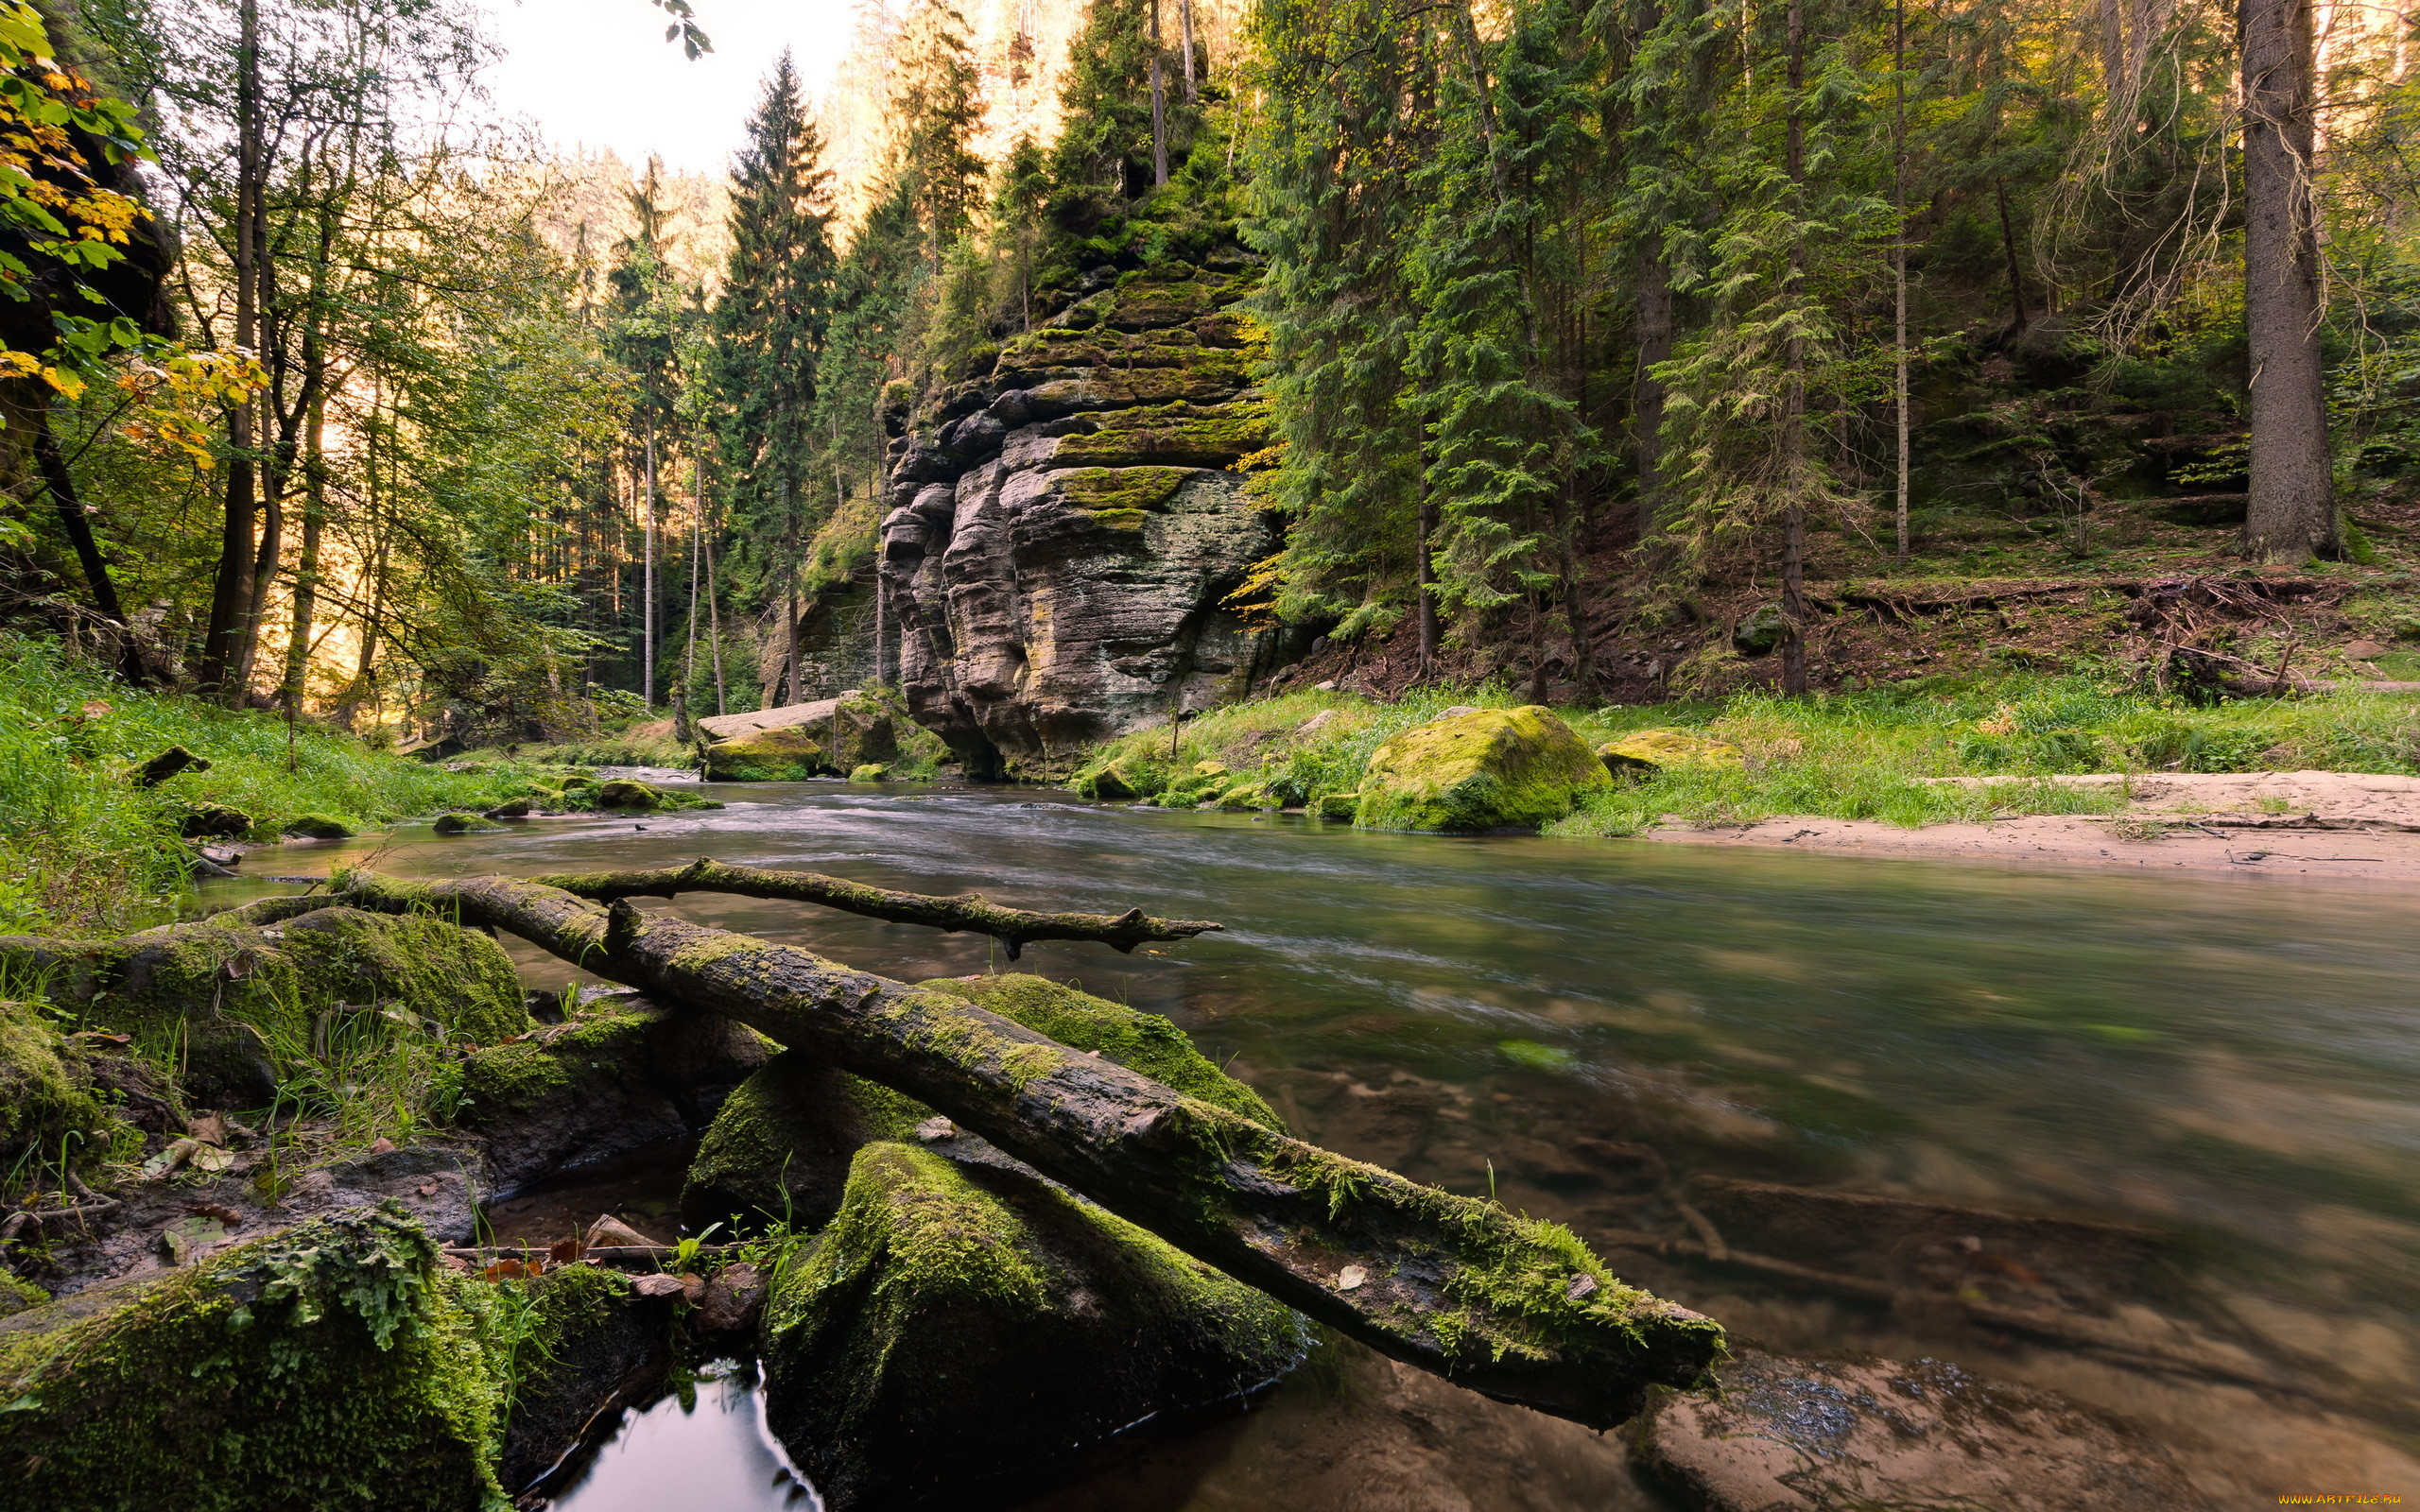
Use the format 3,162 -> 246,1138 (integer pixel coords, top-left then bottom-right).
0,0 -> 2409,747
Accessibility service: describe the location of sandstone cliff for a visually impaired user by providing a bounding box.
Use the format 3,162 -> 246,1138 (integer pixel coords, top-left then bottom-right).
878,257 -> 1304,778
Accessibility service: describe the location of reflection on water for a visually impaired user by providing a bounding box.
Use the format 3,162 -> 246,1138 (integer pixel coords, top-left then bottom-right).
207,781 -> 2420,1501
544,1359 -> 815,1512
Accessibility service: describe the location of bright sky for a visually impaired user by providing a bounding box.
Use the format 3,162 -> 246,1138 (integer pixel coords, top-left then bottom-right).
479,0 -> 856,175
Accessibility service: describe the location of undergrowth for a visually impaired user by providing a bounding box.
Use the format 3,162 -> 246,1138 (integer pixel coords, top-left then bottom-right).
1069,668 -> 2420,834
0,635 -> 544,936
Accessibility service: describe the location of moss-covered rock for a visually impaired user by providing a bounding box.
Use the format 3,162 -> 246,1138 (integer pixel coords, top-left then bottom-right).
701,723 -> 828,782
1071,753 -> 1164,800
177,802 -> 251,839
1598,728 -> 1747,774
465,994 -> 772,1195
493,1263 -> 671,1495
18,908 -> 529,1109
847,763 -> 889,782
703,687 -> 948,782
682,973 -> 1277,1235
0,999 -> 102,1170
1355,706 -> 1611,833
0,1204 -> 508,1512
281,813 -> 354,840
430,812 -> 500,834
0,1272 -> 46,1317
762,1142 -> 1310,1511
1312,790 -> 1360,821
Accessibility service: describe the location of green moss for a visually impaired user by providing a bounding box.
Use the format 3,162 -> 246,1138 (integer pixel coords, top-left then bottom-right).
458,1040 -> 571,1119
1049,400 -> 1270,470
431,812 -> 499,834
1051,466 -> 1192,515
281,814 -> 354,840
917,974 -> 1283,1130
0,1204 -> 509,1512
0,999 -> 102,1168
0,1272 -> 48,1317
1355,705 -> 1611,833
848,764 -> 889,782
761,1143 -> 1308,1507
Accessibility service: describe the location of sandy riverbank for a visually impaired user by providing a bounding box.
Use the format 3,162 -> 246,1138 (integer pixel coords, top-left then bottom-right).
1637,770 -> 2420,882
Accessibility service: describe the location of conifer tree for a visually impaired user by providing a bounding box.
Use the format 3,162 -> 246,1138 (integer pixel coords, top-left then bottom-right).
893,0 -> 985,269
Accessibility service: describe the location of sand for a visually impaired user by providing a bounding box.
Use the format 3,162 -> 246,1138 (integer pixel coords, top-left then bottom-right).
1638,770 -> 2420,882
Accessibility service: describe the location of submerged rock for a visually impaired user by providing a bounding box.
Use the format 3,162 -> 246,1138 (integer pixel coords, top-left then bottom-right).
594,778 -> 722,812
762,1142 -> 1311,1511
280,813 -> 354,840
431,811 -> 500,834
1633,1349 -> 2201,1510
1355,706 -> 1610,833
1598,728 -> 1747,775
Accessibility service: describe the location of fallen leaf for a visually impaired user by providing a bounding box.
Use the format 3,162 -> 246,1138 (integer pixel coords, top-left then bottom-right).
160,1215 -> 228,1266
369,1136 -> 396,1155
187,1143 -> 236,1174
79,700 -> 112,720
584,1213 -> 657,1249
142,1137 -> 201,1177
186,1113 -> 227,1146
416,1181 -> 440,1198
631,1273 -> 687,1298
548,1237 -> 582,1266
186,1202 -> 244,1225
1337,1264 -> 1368,1292
222,951 -> 256,982
483,1258 -> 530,1281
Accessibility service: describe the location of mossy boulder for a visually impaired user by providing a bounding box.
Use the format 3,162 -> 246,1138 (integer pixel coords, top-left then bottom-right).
1598,729 -> 1747,774
762,1142 -> 1310,1511
848,763 -> 890,782
1072,754 -> 1162,800
702,688 -> 947,782
1215,779 -> 1281,811
681,974 -> 1278,1234
430,812 -> 500,834
1733,603 -> 1788,657
1355,705 -> 1610,833
0,999 -> 103,1169
281,813 -> 354,840
493,1263 -> 673,1494
1312,791 -> 1360,821
0,1204 -> 508,1512
464,993 -> 773,1195
595,779 -> 723,812
14,907 -> 530,1109
177,802 -> 252,839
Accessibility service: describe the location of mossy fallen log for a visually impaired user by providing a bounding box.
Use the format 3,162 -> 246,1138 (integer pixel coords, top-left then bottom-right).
313,868 -> 1723,1428
528,856 -> 1222,959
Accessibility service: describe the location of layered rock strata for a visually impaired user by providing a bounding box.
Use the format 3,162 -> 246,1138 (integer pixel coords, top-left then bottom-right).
879,258 -> 1305,777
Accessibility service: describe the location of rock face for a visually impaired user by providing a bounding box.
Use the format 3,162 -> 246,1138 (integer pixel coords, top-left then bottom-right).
700,688 -> 945,781
761,1141 -> 1311,1512
879,260 -> 1305,777
1356,706 -> 1611,833
1633,1349 -> 2202,1510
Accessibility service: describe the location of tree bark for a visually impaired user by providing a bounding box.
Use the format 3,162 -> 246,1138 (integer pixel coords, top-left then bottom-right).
1780,0 -> 1810,696
1893,0 -> 1910,562
199,0 -> 263,702
644,420 -> 658,707
1634,253 -> 1673,545
314,869 -> 1725,1427
1179,0 -> 1198,101
2239,0 -> 2337,561
1415,458 -> 1440,674
1150,0 -> 1170,188
33,418 -> 147,689
531,858 -> 1222,958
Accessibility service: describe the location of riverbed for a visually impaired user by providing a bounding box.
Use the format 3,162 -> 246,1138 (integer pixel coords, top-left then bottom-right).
210,779 -> 2420,1507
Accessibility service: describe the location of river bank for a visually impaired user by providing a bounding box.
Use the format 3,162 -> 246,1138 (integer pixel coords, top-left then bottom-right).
1639,769 -> 2420,881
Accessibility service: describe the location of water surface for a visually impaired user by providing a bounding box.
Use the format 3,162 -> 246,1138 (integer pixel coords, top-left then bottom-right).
213,781 -> 2420,1504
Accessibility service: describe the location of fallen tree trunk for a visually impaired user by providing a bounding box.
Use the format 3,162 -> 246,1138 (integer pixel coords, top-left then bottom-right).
315,868 -> 1721,1428
527,857 -> 1220,960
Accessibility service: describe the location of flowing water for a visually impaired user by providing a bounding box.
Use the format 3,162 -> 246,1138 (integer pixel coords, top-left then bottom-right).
207,781 -> 2420,1507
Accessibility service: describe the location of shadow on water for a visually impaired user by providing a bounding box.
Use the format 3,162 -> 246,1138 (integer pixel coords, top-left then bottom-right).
543,1358 -> 816,1511
210,780 -> 2420,1504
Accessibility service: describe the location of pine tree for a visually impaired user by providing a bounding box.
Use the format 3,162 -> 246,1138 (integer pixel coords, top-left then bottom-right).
708,55 -> 839,579
893,0 -> 986,269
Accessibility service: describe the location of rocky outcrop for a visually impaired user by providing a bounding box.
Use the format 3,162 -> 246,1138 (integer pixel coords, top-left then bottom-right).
699,688 -> 946,781
879,257 -> 1307,778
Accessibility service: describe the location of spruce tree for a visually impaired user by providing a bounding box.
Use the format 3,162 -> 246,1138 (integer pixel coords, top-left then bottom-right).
893,0 -> 986,269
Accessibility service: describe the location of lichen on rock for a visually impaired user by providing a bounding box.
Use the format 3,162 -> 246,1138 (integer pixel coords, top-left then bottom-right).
1598,728 -> 1747,774
761,1141 -> 1310,1511
1355,706 -> 1611,833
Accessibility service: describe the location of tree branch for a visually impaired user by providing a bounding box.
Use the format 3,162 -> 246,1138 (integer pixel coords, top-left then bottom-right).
529,857 -> 1222,960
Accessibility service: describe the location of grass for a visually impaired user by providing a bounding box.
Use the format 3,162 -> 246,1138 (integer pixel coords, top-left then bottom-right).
1069,666 -> 2420,836
0,635 -> 549,936
458,733 -> 700,769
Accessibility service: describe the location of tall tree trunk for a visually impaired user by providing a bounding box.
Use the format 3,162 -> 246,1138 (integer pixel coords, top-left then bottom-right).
1415,457 -> 1439,674
785,484 -> 803,706
684,508 -> 701,703
1894,0 -> 1911,561
281,386 -> 326,714
705,500 -> 728,716
1780,0 -> 1810,697
643,421 -> 658,707
1994,179 -> 2031,335
33,416 -> 147,689
1634,253 -> 1673,544
2239,0 -> 2337,561
199,0 -> 262,702
1150,0 -> 1170,187
2099,0 -> 2126,96
1180,0 -> 1198,101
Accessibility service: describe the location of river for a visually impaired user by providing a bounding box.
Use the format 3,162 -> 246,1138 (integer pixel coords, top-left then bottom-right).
208,778 -> 2420,1507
